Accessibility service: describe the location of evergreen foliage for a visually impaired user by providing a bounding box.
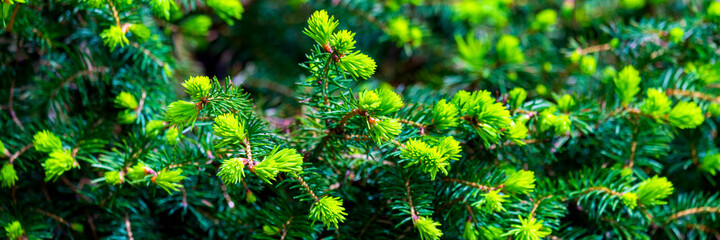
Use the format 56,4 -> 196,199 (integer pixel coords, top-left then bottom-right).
2,0 -> 720,239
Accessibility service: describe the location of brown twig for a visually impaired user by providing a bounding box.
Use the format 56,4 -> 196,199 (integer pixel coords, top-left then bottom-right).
581,186 -> 623,196
576,43 -> 612,55
530,194 -> 554,218
50,67 -> 109,99
220,183 -> 235,209
124,212 -> 135,240
135,90 -> 146,115
8,78 -> 25,130
398,119 -> 426,129
666,89 -> 720,103
665,207 -> 720,223
8,143 -> 33,164
108,0 -> 120,27
5,4 -> 20,32
404,178 -> 419,223
296,175 -> 319,202
34,208 -> 69,225
60,176 -> 93,202
280,216 -> 294,240
440,178 -> 499,192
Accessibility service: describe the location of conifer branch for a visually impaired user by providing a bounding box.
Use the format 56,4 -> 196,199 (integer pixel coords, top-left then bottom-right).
5,4 -> 20,32
684,224 -> 720,235
440,178 -> 499,192
296,174 -> 319,202
8,78 -> 25,131
9,143 -> 33,164
404,178 -> 419,222
130,42 -> 166,67
280,216 -> 293,240
576,43 -> 611,55
581,186 -> 623,196
398,119 -> 426,129
530,194 -> 553,218
124,212 -> 135,240
665,207 -> 720,222
34,208 -> 70,225
220,183 -> 235,209
666,89 -> 720,103
108,0 -> 121,27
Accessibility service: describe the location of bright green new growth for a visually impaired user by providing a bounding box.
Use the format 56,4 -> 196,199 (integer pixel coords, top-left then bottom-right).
504,216 -> 551,240
579,55 -> 596,75
359,88 -> 403,115
129,24 -> 151,42
207,0 -> 244,25
415,216 -> 443,240
556,94 -> 575,112
496,35 -> 525,64
506,120 -> 529,145
218,158 -> 245,185
100,25 -> 129,52
463,220 -> 478,240
622,192 -> 638,209
699,153 -> 720,175
105,171 -> 123,185
669,27 -> 684,43
145,120 -> 165,136
432,99 -> 459,130
309,196 -> 347,229
503,170 -> 536,195
166,100 -> 199,127
253,148 -> 304,183
473,189 -> 508,213
182,76 -> 212,100
666,101 -> 704,129
508,87 -> 527,109
374,88 -> 404,115
331,30 -> 356,54
369,118 -> 402,143
338,51 -> 377,79
401,138 -> 462,180
43,149 -> 77,182
115,91 -> 138,109
387,17 -> 423,47
181,15 -> 213,37
708,1 -> 720,22
213,113 -> 246,148
4,221 -> 23,240
127,163 -> 149,181
117,110 -> 137,124
639,88 -> 671,118
455,34 -> 491,69
531,9 -> 557,30
245,190 -> 256,203
708,103 -> 720,117
0,139 -> 5,154
165,127 -> 179,145
435,136 -> 462,162
619,0 -> 646,9
262,225 -> 280,236
635,176 -> 674,206
153,169 -> 185,193
613,65 -> 642,106
33,130 -> 62,153
358,90 -> 381,110
150,0 -> 177,20
303,10 -> 339,46
1,163 -> 18,188
452,90 -> 512,146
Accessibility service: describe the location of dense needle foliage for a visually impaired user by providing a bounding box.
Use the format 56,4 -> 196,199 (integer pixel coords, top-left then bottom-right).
2,0 -> 720,239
